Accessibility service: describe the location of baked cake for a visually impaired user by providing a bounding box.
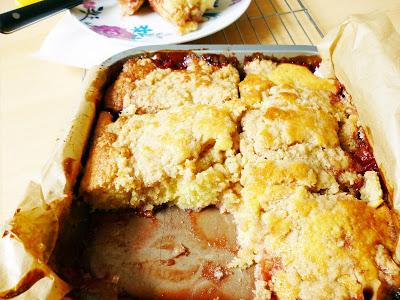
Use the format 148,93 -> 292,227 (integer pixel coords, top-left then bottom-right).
80,52 -> 400,299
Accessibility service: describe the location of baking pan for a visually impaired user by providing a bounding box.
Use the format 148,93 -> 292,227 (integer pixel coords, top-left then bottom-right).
49,45 -> 320,300
3,15 -> 400,300
0,45 -> 321,300
102,44 -> 319,68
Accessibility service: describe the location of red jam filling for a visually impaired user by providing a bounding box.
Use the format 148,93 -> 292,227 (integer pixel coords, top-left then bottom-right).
349,138 -> 378,174
149,51 -> 239,70
244,53 -> 322,72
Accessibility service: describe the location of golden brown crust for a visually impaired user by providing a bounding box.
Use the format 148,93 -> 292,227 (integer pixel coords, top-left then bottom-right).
249,105 -> 339,149
233,58 -> 400,299
238,74 -> 273,106
257,189 -> 399,300
80,111 -> 114,191
80,104 -> 243,210
104,55 -> 239,114
104,58 -> 157,112
80,112 -> 132,209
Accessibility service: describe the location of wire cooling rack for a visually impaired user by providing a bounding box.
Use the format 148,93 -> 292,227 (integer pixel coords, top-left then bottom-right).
194,0 -> 324,45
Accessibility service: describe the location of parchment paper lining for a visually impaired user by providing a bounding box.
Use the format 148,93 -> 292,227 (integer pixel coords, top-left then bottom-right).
1,13 -> 399,299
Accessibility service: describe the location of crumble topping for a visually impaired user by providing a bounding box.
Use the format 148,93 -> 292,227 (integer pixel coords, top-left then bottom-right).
80,55 -> 399,299
105,57 -> 240,114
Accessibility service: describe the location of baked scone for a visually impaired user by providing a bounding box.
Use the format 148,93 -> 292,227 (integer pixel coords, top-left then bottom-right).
80,104 -> 242,210
118,0 -> 145,15
148,0 -> 215,34
105,54 -> 240,113
239,56 -> 366,193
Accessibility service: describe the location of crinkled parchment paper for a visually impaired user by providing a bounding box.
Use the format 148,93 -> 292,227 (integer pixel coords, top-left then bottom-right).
318,13 -> 400,209
0,67 -> 108,299
1,13 -> 399,299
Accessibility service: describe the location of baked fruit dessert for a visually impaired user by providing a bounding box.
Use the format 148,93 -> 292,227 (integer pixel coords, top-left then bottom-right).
104,52 -> 240,113
80,52 -> 400,299
82,54 -> 242,210
81,104 -> 242,210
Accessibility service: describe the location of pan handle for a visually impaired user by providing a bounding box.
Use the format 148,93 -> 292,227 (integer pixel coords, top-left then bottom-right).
0,0 -> 83,34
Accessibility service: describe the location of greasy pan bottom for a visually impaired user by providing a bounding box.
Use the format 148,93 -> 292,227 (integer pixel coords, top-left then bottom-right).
54,204 -> 254,299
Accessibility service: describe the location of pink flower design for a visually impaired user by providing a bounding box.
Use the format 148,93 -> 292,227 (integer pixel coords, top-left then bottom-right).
90,25 -> 134,39
83,0 -> 96,9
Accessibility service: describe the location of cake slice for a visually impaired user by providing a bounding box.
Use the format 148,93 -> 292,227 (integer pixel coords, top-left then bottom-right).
104,53 -> 240,114
80,104 -> 242,210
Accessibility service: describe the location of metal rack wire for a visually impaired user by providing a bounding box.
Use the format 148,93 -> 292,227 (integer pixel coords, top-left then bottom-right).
195,0 -> 324,45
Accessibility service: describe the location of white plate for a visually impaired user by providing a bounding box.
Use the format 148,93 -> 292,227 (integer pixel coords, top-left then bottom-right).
70,0 -> 251,45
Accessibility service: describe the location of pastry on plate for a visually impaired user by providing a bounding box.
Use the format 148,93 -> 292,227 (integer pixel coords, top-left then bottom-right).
118,0 -> 216,34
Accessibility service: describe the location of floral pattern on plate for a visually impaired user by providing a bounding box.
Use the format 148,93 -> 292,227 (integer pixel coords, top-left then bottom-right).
70,0 -> 249,42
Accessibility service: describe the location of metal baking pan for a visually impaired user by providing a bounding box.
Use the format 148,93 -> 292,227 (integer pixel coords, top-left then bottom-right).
55,45 -> 321,300
102,44 -> 319,68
